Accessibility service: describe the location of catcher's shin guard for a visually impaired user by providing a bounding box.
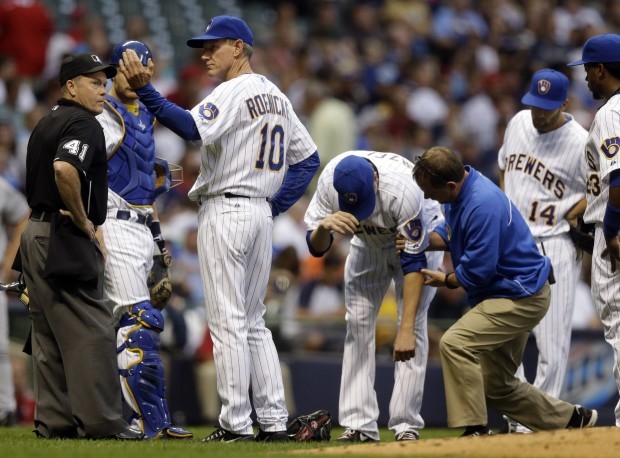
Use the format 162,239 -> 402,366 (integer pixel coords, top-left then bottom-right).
117,301 -> 192,439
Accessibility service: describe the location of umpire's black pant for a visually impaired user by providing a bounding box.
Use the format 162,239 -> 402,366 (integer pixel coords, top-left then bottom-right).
19,217 -> 127,438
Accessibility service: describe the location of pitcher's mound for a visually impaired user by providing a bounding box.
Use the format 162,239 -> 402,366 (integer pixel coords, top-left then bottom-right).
296,427 -> 620,457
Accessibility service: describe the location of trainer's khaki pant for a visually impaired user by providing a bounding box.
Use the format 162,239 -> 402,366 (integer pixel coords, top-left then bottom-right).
440,283 -> 575,430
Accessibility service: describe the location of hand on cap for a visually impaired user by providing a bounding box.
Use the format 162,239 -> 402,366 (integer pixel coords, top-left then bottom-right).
319,211 -> 359,236
118,49 -> 154,89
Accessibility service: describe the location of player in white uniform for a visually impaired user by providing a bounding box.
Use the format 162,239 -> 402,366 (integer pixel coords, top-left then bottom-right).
97,40 -> 192,440
305,151 -> 443,442
568,33 -> 620,426
498,69 -> 588,433
119,16 -> 319,441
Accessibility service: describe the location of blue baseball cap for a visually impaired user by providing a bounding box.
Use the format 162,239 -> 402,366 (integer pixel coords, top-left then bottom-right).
567,33 -> 620,66
521,69 -> 569,110
333,155 -> 376,221
187,15 -> 254,48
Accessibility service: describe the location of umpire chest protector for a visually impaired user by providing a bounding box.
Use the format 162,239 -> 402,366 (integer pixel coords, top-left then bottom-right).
104,96 -> 157,205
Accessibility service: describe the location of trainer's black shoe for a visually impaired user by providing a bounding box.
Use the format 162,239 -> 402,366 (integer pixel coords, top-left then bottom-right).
567,405 -> 598,429
202,427 -> 254,443
336,428 -> 378,442
255,429 -> 290,442
461,425 -> 494,437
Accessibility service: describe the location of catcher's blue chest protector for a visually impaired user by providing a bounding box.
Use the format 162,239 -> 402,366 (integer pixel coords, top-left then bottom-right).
105,97 -> 157,205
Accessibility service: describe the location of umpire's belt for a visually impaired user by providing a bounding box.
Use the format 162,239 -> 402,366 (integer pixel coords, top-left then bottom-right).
30,209 -> 55,222
115,210 -> 153,226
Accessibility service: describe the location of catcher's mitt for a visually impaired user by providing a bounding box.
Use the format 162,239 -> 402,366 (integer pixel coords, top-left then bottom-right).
286,410 -> 332,442
148,250 -> 172,309
568,226 -> 594,255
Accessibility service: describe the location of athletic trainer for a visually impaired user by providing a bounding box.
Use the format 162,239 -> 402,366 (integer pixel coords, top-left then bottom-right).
415,146 -> 596,436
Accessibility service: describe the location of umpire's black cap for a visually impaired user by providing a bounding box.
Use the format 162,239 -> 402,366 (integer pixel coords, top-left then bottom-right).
59,53 -> 117,86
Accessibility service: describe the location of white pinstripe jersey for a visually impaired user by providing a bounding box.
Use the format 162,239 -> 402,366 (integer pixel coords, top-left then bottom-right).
305,151 -> 444,251
498,109 -> 588,237
187,73 -> 316,200
584,93 -> 620,224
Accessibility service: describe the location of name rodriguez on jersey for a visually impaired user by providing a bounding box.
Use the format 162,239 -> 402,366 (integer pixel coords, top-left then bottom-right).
504,153 -> 566,198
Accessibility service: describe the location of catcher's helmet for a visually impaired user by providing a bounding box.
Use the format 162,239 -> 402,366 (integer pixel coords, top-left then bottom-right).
110,40 -> 152,66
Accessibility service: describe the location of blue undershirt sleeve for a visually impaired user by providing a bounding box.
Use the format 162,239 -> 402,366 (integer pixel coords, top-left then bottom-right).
270,151 -> 320,217
400,251 -> 427,275
135,83 -> 201,141
306,230 -> 333,257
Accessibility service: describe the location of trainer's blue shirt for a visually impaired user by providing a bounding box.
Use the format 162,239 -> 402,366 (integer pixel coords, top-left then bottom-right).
434,166 -> 550,304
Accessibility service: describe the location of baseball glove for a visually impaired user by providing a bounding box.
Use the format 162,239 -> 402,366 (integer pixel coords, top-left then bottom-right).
148,249 -> 172,309
286,410 -> 332,442
568,225 -> 594,255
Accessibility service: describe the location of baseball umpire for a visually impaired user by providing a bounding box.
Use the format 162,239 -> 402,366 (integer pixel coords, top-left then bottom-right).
19,53 -> 141,439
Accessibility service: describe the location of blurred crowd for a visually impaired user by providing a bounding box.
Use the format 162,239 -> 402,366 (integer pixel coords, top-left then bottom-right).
0,0 -> 609,423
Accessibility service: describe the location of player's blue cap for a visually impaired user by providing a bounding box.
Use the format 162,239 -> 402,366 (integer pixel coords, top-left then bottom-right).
567,33 -> 620,66
110,40 -> 152,66
521,69 -> 569,110
187,15 -> 254,48
333,155 -> 376,222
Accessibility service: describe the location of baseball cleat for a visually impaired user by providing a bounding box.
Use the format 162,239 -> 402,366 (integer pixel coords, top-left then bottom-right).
395,430 -> 419,441
461,425 -> 494,437
158,426 -> 193,439
336,428 -> 379,442
201,427 -> 254,443
254,429 -> 290,442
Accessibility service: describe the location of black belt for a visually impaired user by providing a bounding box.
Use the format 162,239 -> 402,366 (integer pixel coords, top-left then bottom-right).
224,192 -> 250,198
30,209 -> 55,222
116,210 -> 153,226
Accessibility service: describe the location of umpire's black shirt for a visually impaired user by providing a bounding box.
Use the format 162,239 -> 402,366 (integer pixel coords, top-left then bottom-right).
26,99 -> 108,226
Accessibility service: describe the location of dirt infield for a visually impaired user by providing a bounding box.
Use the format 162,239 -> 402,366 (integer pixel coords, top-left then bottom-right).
297,427 -> 620,457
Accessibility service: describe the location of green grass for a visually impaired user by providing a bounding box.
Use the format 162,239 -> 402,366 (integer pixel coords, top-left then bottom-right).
0,426 -> 460,458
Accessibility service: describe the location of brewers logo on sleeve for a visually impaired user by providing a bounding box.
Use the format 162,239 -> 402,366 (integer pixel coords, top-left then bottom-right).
199,102 -> 219,122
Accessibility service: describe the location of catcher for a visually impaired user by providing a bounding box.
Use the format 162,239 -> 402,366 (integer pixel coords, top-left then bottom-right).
287,410 -> 332,442
97,40 -> 188,440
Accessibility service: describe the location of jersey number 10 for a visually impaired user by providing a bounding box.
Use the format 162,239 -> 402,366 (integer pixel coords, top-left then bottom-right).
255,123 -> 285,171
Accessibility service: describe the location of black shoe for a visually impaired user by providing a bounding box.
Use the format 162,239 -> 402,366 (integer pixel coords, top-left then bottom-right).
567,405 -> 598,429
255,429 -> 290,442
461,425 -> 493,437
202,427 -> 254,443
336,428 -> 378,442
111,427 -> 144,440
